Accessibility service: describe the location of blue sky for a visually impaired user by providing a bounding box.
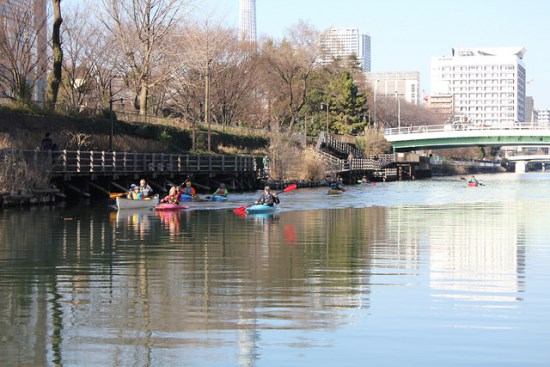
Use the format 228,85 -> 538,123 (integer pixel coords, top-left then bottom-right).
199,0 -> 550,109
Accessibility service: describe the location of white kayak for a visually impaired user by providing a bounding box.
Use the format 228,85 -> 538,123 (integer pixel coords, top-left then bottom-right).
116,195 -> 159,210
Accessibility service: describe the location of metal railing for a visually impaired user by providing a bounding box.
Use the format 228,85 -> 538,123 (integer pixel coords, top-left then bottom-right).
7,150 -> 256,176
385,123 -> 550,136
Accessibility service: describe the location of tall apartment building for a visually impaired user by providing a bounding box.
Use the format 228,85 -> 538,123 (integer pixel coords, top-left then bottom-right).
365,71 -> 420,105
320,28 -> 371,71
238,0 -> 256,42
431,47 -> 527,127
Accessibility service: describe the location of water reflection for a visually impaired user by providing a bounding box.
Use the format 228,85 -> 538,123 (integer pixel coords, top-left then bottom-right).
0,177 -> 549,366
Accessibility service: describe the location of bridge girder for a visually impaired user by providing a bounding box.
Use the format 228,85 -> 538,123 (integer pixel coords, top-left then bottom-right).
386,134 -> 550,152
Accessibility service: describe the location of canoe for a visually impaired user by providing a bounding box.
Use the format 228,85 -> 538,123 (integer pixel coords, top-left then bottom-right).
116,195 -> 159,210
211,195 -> 228,201
245,204 -> 277,214
179,193 -> 200,202
328,189 -> 343,195
468,182 -> 479,187
155,203 -> 189,211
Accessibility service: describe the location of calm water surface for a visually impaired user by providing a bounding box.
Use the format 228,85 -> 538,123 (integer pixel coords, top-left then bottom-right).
1,173 -> 549,366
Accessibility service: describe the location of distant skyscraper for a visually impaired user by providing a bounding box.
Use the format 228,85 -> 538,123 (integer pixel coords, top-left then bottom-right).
431,47 -> 527,126
320,28 -> 371,71
239,0 -> 256,42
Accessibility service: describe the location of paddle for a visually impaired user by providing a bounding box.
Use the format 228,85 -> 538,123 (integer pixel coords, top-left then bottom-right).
233,183 -> 297,215
109,192 -> 126,199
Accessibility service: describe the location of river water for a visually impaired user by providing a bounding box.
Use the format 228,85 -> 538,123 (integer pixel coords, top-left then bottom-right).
1,173 -> 549,367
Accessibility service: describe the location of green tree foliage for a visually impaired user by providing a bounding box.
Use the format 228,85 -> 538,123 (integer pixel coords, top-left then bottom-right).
325,70 -> 368,135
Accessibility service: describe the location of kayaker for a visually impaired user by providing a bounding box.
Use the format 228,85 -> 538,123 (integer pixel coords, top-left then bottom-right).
161,184 -> 180,203
127,185 -> 143,200
181,181 -> 196,196
212,183 -> 228,197
361,176 -> 370,184
255,186 -> 280,206
139,179 -> 153,197
469,176 -> 479,184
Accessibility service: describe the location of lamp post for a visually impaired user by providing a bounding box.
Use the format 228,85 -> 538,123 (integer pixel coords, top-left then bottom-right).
108,78 -> 124,152
373,79 -> 379,127
395,90 -> 401,132
321,103 -> 329,136
109,81 -> 113,152
205,59 -> 212,152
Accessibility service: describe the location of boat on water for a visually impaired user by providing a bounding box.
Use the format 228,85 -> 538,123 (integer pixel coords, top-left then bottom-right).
211,195 -> 228,201
179,193 -> 200,202
116,195 -> 159,210
245,204 -> 278,214
468,182 -> 479,187
155,203 -> 189,211
328,189 -> 343,195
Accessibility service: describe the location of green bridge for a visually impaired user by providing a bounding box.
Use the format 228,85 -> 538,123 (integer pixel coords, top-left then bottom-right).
384,124 -> 550,152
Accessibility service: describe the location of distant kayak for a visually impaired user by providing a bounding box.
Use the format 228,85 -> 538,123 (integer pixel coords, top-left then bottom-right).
328,189 -> 343,195
245,204 -> 277,214
155,203 -> 189,211
468,182 -> 479,187
211,195 -> 228,201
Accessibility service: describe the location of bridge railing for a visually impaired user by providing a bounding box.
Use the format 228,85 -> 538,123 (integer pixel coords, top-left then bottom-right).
385,123 -> 550,136
8,150 -> 256,176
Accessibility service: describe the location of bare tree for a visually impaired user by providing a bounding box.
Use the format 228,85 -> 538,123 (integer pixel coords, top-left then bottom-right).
259,20 -> 321,131
98,0 -> 192,115
168,19 -> 235,151
60,5 -> 121,113
0,1 -> 49,104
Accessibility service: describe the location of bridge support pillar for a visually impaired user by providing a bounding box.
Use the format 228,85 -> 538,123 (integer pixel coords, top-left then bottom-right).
515,160 -> 527,173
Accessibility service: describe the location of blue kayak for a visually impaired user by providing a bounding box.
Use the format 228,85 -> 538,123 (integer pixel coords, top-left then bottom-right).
179,194 -> 200,202
211,195 -> 228,201
245,204 -> 277,214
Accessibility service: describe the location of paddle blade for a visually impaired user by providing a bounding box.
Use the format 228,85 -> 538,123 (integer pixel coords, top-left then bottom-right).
282,183 -> 298,192
233,206 -> 247,214
109,192 -> 126,199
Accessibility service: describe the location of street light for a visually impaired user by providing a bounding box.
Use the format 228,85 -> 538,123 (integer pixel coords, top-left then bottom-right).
373,79 -> 379,127
395,90 -> 401,132
108,79 -> 124,152
321,103 -> 329,136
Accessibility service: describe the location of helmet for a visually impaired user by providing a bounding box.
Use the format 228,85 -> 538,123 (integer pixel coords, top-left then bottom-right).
186,181 -> 191,186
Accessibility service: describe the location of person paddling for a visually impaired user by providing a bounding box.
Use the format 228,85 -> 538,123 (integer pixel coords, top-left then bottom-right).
255,186 -> 280,206
212,183 -> 228,197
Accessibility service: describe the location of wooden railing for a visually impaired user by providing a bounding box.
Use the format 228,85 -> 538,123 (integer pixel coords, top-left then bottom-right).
10,150 -> 256,176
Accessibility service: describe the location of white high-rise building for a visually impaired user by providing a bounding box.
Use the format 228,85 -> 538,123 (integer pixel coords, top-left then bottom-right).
239,0 -> 256,42
320,28 -> 371,71
431,47 -> 527,127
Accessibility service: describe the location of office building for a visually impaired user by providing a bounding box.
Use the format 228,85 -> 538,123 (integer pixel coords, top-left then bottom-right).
239,0 -> 256,42
321,28 -> 371,71
365,71 -> 420,105
431,47 -> 527,127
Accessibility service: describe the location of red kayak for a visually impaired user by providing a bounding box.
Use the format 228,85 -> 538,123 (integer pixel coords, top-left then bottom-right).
155,203 -> 189,211
468,182 -> 479,187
